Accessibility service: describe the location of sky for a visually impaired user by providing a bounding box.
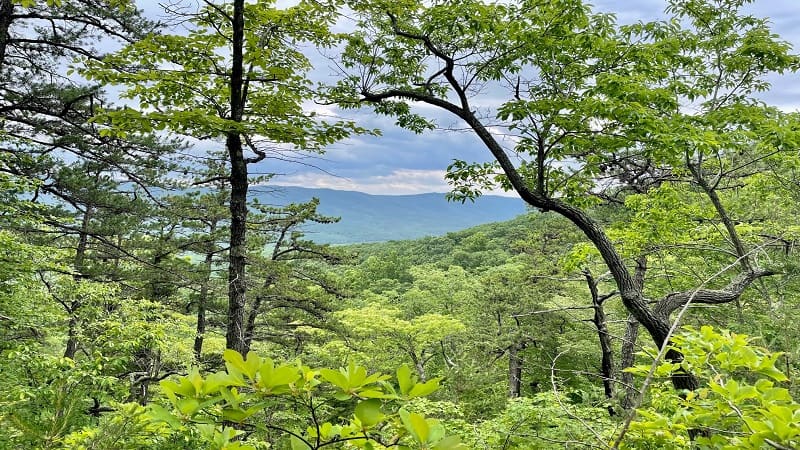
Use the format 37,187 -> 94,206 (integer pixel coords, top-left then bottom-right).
136,0 -> 800,196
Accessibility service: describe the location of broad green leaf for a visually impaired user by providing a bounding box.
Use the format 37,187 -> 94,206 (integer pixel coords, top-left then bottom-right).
397,364 -> 413,395
224,350 -> 262,380
358,389 -> 390,399
161,378 -> 193,399
427,420 -> 445,443
222,405 -> 262,423
320,368 -> 350,391
432,435 -> 466,450
399,408 -> 429,444
290,435 -> 312,450
146,404 -> 181,428
267,365 -> 301,388
354,398 -> 384,427
347,361 -> 367,386
205,371 -> 244,393
176,397 -> 200,416
408,378 -> 441,398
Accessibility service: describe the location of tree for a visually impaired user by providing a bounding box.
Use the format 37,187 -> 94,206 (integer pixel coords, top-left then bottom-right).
85,0 -> 368,354
243,198 -> 344,353
0,0 -> 188,361
334,0 -> 798,394
334,304 -> 465,382
0,0 -> 163,200
150,155 -> 232,361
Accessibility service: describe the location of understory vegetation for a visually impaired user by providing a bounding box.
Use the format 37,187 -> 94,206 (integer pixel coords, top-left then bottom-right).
2,0 -> 800,448
3,213 -> 799,449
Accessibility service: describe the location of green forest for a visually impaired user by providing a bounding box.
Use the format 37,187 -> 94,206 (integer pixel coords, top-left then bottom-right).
2,0 -> 800,448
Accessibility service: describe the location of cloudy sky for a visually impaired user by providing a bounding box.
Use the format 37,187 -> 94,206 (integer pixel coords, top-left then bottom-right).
139,0 -> 800,196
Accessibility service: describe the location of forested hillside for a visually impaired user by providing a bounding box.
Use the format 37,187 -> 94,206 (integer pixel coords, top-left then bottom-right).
2,0 -> 800,448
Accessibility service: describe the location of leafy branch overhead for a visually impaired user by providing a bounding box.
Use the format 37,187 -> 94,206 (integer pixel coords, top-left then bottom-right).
81,0 -> 369,149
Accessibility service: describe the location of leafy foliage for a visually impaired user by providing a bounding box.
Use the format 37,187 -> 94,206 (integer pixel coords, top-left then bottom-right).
626,326 -> 799,449
149,350 -> 465,449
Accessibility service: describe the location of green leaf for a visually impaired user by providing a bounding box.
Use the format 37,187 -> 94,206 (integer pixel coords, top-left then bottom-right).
354,399 -> 384,427
161,378 -> 193,399
224,350 -> 261,380
408,378 -> 441,398
290,435 -> 312,450
320,368 -> 350,391
205,371 -> 244,393
268,365 -> 302,387
222,407 -> 254,423
358,389 -> 390,399
397,364 -> 413,395
432,435 -> 465,450
176,397 -> 200,416
399,408 -> 429,444
146,404 -> 181,428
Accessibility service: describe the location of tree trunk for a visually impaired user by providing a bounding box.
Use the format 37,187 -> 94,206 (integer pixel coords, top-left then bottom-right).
226,135 -> 248,355
409,351 -> 427,382
224,0 -> 248,355
149,253 -> 167,301
63,315 -> 79,359
242,293 -> 263,354
193,293 -> 207,361
0,0 -> 12,68
620,315 -> 640,410
194,246 -> 214,361
64,206 -> 92,359
508,343 -> 523,398
584,269 -> 616,416
74,206 -> 92,278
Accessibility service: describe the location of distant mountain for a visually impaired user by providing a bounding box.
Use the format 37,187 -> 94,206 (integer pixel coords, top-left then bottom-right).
250,186 -> 528,244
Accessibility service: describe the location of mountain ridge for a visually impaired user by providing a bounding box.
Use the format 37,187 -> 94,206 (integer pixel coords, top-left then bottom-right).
250,185 -> 527,244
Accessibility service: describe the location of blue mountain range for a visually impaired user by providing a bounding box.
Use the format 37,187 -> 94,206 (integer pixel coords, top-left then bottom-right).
250,186 -> 528,244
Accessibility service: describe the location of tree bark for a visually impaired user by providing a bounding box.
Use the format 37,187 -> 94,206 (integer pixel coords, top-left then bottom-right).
621,256 -> 646,410
64,205 -> 92,359
620,315 -> 640,410
63,315 -> 79,359
225,0 -> 248,355
584,269 -> 616,416
508,342 -> 524,398
226,139 -> 248,355
0,0 -> 12,69
410,351 -> 427,382
194,245 -> 214,361
243,291 -> 263,354
654,269 -> 776,320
